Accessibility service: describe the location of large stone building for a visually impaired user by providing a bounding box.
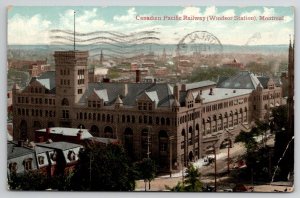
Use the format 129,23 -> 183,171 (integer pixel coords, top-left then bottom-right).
12,50 -> 283,172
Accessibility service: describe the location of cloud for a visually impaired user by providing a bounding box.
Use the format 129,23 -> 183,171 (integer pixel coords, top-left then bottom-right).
8,14 -> 51,44
177,6 -> 201,16
204,6 -> 217,16
58,8 -> 106,33
113,7 -> 137,22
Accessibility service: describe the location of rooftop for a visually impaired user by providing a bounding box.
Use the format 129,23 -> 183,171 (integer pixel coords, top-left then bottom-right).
199,88 -> 252,103
217,71 -> 260,89
36,127 -> 93,139
36,141 -> 82,151
185,80 -> 216,90
7,142 -> 35,159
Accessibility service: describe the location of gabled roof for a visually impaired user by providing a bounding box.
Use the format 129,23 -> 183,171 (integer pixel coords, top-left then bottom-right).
94,89 -> 109,102
27,71 -> 56,91
80,82 -> 174,107
257,76 -> 282,88
36,71 -> 56,90
217,71 -> 260,90
7,142 -> 35,159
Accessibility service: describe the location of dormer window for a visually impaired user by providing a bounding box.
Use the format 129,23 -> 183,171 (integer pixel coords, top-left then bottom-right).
67,151 -> 76,161
38,156 -> 45,165
50,151 -> 57,162
9,162 -> 18,174
23,158 -> 33,171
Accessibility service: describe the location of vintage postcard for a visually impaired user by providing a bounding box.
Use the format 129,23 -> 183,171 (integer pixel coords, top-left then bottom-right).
7,6 -> 294,192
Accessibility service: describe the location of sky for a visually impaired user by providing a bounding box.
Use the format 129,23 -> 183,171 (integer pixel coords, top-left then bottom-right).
7,6 -> 294,45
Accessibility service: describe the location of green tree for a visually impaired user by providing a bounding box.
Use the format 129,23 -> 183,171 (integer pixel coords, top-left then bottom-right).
71,143 -> 136,191
166,165 -> 202,192
135,158 -> 157,191
184,165 -> 203,191
8,171 -> 49,190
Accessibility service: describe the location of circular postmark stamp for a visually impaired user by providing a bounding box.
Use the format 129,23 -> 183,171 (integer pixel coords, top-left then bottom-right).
177,31 -> 223,55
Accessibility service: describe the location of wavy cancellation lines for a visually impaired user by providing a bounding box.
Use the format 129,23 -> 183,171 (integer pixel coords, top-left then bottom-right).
50,29 -> 161,60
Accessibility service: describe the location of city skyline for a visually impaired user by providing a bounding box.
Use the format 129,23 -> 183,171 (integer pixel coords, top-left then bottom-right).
8,6 -> 294,45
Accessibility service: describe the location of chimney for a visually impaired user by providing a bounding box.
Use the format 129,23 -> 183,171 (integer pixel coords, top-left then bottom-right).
209,88 -> 214,95
77,129 -> 83,142
173,84 -> 180,100
136,69 -> 141,83
38,136 -> 44,143
46,128 -> 50,141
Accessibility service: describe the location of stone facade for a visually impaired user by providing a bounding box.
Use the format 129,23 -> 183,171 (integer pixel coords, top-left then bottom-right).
12,50 -> 282,172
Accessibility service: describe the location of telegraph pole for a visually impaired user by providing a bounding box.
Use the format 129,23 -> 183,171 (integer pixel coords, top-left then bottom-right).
147,126 -> 151,159
214,145 -> 217,192
73,10 -> 76,51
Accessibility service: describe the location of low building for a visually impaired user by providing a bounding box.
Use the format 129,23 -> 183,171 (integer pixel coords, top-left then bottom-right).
35,127 -> 93,144
7,141 -> 82,179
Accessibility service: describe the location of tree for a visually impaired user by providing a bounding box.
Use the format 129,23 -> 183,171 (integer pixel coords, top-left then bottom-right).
184,165 -> 203,191
166,165 -> 202,192
135,158 -> 157,191
8,171 -> 49,190
70,143 -> 136,191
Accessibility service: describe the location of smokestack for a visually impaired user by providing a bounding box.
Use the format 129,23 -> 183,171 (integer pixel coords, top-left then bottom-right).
173,84 -> 180,100
136,69 -> 141,83
77,130 -> 83,142
46,128 -> 50,141
209,88 -> 214,95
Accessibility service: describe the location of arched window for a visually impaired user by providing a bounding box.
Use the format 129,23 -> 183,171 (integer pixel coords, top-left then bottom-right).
127,115 -> 130,123
61,98 -> 69,106
161,117 -> 165,125
124,128 -> 134,159
104,126 -> 113,138
90,125 -> 100,137
166,118 -> 170,126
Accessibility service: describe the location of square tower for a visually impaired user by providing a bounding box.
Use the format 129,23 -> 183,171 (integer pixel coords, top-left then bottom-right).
54,51 -> 89,105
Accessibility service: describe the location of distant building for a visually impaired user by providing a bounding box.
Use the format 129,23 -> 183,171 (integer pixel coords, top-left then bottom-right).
155,67 -> 168,76
28,63 -> 51,77
223,59 -> 244,69
12,50 -> 283,173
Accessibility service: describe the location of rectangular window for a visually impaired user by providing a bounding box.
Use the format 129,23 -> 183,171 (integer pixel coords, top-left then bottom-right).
138,102 -> 142,110
24,159 -> 32,171
78,89 -> 82,94
148,103 -> 152,111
